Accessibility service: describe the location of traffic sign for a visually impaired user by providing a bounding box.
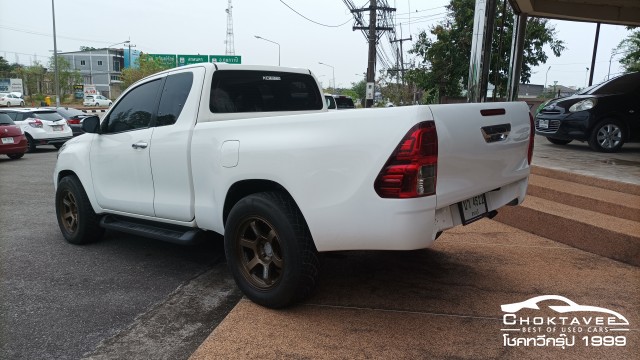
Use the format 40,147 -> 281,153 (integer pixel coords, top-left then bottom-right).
209,55 -> 242,64
177,54 -> 208,66
148,54 -> 177,68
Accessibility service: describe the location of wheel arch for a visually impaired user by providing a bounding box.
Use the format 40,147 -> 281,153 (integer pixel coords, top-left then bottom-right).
222,179 -> 300,226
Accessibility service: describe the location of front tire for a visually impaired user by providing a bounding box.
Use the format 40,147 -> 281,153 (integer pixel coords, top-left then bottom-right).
55,176 -> 104,244
224,192 -> 320,308
589,119 -> 625,152
546,137 -> 572,145
20,101 -> 25,107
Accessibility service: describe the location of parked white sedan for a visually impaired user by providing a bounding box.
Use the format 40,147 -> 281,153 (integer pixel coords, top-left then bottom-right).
0,93 -> 25,107
83,95 -> 112,107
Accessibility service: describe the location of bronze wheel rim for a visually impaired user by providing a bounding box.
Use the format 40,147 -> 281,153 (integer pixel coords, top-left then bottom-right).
236,217 -> 284,289
60,190 -> 79,234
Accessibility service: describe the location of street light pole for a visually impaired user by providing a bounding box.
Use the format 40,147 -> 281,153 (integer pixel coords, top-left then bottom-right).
106,40 -> 130,99
544,66 -> 551,98
319,62 -> 335,91
254,36 -> 280,66
51,0 -> 60,107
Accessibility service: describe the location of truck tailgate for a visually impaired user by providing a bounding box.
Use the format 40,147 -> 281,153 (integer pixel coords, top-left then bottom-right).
429,102 -> 531,208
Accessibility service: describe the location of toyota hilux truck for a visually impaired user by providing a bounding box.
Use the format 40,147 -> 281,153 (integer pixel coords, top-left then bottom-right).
54,63 -> 534,308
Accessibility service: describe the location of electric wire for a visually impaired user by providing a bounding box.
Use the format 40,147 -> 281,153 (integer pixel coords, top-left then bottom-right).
278,0 -> 352,27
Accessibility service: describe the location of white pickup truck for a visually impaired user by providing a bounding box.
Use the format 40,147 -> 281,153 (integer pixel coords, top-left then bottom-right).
54,63 -> 533,308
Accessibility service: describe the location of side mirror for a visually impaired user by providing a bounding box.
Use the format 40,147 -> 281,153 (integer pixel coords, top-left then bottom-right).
81,116 -> 101,134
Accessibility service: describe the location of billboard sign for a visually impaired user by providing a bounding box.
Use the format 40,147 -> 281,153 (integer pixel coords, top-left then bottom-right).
177,54 -> 208,66
209,55 -> 242,64
148,54 -> 177,68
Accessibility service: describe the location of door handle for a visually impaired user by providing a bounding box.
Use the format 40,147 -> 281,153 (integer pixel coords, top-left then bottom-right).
481,124 -> 511,143
131,142 -> 148,149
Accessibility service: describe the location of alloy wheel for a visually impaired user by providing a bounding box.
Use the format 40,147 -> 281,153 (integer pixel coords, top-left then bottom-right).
596,124 -> 622,149
236,217 -> 284,289
60,190 -> 79,234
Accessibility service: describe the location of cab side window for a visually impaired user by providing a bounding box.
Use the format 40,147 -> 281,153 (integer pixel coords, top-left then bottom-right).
156,72 -> 193,127
102,79 -> 162,133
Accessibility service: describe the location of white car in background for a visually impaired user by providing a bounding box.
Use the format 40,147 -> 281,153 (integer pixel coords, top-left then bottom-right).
0,92 -> 25,107
0,108 -> 72,151
83,95 -> 112,107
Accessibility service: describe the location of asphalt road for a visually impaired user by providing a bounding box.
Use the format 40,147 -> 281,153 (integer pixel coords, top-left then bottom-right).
0,147 -> 240,360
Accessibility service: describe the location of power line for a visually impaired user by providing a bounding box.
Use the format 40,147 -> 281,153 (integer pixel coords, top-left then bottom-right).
395,5 -> 446,16
278,1 -> 352,27
0,24 -> 115,45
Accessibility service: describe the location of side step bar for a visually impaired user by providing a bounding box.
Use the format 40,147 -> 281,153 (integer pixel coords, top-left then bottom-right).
100,215 -> 203,245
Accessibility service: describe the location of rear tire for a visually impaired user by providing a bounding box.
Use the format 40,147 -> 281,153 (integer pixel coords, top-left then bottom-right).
546,137 -> 572,145
25,134 -> 36,153
588,119 -> 625,153
224,192 -> 320,308
20,101 -> 25,107
7,153 -> 24,159
55,175 -> 104,244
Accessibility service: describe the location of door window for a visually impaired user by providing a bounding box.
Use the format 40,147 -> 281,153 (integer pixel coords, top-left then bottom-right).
156,72 -> 193,127
102,79 -> 162,133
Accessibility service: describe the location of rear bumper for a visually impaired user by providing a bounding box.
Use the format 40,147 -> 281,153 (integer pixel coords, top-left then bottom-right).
310,177 -> 529,252
36,136 -> 73,145
0,136 -> 28,154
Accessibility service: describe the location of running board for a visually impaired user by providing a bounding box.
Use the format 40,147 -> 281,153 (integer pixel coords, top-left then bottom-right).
100,215 -> 202,245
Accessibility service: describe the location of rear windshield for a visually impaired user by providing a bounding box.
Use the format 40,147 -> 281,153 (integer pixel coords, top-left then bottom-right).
33,111 -> 64,121
335,97 -> 355,109
210,70 -> 323,113
56,108 -> 86,118
0,113 -> 14,125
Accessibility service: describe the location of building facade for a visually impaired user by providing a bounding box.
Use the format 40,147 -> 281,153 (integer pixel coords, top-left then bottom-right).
58,48 -> 125,99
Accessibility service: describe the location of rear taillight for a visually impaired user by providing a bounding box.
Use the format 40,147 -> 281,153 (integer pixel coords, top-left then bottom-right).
29,119 -> 43,128
528,113 -> 534,165
374,121 -> 438,198
67,118 -> 81,124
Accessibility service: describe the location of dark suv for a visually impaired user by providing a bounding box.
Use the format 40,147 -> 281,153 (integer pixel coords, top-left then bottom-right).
535,72 -> 640,152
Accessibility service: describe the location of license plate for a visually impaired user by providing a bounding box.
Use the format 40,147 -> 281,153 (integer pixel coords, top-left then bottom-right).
538,119 -> 549,129
52,125 -> 63,131
1,137 -> 14,144
458,194 -> 488,225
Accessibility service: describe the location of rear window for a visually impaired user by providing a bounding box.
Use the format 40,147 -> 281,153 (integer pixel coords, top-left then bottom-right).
33,111 -> 64,121
335,96 -> 355,109
0,113 -> 14,125
56,108 -> 86,118
210,70 -> 323,113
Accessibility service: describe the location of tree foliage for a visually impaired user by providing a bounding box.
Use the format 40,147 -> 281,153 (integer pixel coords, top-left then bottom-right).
616,30 -> 640,73
407,0 -> 565,99
121,54 -> 172,89
48,56 -> 82,99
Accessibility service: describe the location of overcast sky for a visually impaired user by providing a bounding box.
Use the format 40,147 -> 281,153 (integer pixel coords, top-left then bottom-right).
0,0 -> 631,90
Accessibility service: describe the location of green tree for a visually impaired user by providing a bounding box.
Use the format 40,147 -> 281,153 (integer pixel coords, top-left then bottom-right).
407,0 -> 565,99
48,56 -> 82,100
0,56 -> 10,74
121,54 -> 172,89
351,78 -> 367,100
19,61 -> 47,97
616,30 -> 640,73
79,46 -> 99,51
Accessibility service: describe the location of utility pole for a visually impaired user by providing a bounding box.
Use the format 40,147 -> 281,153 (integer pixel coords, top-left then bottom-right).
351,0 -> 395,108
225,0 -> 235,55
127,39 -> 137,69
51,0 -> 60,107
